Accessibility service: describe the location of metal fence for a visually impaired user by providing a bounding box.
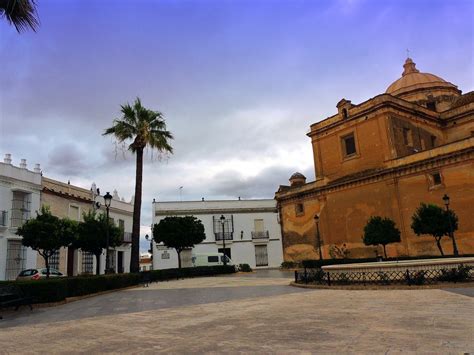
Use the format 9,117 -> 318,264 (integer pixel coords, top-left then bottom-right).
295,265 -> 474,286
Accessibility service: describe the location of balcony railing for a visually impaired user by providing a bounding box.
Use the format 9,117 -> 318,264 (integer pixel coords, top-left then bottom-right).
215,232 -> 233,241
122,232 -> 132,243
0,210 -> 7,227
251,231 -> 269,239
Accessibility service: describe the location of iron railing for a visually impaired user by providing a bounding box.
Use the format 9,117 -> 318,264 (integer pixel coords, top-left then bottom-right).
251,231 -> 269,239
215,232 -> 233,241
11,197 -> 31,228
295,265 -> 474,286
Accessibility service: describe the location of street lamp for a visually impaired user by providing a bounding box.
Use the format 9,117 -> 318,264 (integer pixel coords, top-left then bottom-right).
314,214 -> 323,260
104,191 -> 112,273
219,215 -> 227,266
442,194 -> 459,256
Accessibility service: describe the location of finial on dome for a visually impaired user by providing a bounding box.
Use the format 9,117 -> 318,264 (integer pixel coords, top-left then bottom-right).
402,57 -> 419,76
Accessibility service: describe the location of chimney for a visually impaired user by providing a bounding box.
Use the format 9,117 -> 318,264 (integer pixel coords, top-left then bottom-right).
20,159 -> 27,169
4,154 -> 12,164
34,164 -> 41,173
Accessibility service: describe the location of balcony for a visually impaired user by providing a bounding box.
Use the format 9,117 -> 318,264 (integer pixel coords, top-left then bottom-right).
252,231 -> 269,241
214,232 -> 233,241
122,232 -> 132,243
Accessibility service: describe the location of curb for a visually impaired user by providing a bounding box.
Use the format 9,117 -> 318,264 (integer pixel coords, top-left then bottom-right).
289,281 -> 474,290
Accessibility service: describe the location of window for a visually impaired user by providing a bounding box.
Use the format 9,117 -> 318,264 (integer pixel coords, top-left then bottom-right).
218,248 -> 231,259
431,135 -> 437,147
118,219 -> 125,230
68,205 -> 80,221
342,108 -> 348,119
49,250 -> 60,269
208,256 -> 219,263
161,251 -> 170,259
342,134 -> 357,157
432,173 -> 442,186
403,128 -> 413,146
82,252 -> 94,274
426,101 -> 436,111
11,191 -> 31,228
295,203 -> 304,216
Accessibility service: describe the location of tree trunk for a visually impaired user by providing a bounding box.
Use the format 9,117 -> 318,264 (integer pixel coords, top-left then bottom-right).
130,148 -> 144,273
177,249 -> 182,269
95,253 -> 101,275
44,254 -> 50,279
436,238 -> 445,256
382,245 -> 387,259
451,235 -> 459,257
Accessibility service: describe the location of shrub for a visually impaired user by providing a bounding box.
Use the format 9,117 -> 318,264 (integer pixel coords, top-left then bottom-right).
16,278 -> 68,303
238,264 -> 252,272
281,261 -> 298,269
438,265 -> 473,282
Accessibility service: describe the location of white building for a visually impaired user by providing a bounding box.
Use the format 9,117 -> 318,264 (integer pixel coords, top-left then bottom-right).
0,154 -> 42,280
41,178 -> 133,275
152,199 -> 284,269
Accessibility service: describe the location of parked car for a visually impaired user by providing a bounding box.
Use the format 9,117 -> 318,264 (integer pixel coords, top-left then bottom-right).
16,268 -> 64,281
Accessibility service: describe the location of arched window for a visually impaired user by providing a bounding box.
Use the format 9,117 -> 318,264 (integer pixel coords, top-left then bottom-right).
342,108 -> 348,119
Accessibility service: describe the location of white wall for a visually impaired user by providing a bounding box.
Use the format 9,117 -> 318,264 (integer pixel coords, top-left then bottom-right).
0,157 -> 42,280
151,199 -> 284,270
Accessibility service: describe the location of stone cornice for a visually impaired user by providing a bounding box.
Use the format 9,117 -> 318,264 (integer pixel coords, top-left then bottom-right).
276,146 -> 473,204
43,187 -> 92,204
308,94 -> 441,137
0,176 -> 42,193
155,207 -> 277,217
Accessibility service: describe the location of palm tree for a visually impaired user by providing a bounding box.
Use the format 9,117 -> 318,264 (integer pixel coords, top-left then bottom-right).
104,98 -> 173,273
0,0 -> 39,33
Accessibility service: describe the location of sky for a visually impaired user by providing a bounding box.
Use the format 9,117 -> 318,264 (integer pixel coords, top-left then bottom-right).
1,0 -> 473,252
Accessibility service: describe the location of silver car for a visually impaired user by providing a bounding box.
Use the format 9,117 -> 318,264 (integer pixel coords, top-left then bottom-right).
16,268 -> 65,280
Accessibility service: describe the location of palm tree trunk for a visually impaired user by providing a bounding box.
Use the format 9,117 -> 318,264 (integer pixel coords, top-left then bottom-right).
382,245 -> 387,259
130,148 -> 143,273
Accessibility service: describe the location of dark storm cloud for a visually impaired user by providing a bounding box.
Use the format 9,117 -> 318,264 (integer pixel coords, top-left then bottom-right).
47,143 -> 88,176
209,165 -> 313,199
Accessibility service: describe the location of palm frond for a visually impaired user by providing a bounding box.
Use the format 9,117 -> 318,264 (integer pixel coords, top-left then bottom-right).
0,0 -> 39,33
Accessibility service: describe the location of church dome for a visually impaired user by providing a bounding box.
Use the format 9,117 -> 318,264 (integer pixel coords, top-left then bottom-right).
386,58 -> 458,96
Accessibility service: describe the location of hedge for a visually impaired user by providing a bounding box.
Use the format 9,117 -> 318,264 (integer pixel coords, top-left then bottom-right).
0,265 -> 236,304
302,254 -> 474,269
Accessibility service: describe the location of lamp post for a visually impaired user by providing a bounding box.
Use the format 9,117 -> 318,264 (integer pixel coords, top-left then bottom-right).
314,214 -> 323,260
443,194 -> 459,256
104,191 -> 112,273
219,215 -> 227,266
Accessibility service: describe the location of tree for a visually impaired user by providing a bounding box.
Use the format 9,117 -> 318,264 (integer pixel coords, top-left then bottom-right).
152,216 -> 205,269
75,210 -> 122,275
104,98 -> 173,273
411,203 -> 459,256
17,206 -> 76,278
0,0 -> 39,33
362,216 -> 401,259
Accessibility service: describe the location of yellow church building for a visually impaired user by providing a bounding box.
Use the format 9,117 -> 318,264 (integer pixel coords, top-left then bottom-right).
275,58 -> 474,261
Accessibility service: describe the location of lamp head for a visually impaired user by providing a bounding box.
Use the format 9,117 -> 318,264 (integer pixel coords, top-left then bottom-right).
104,191 -> 113,208
442,194 -> 450,206
220,214 -> 225,224
314,214 -> 319,221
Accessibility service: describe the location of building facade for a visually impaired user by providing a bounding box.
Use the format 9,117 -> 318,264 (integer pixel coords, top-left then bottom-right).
276,58 -> 474,261
0,155 -> 42,280
152,199 -> 284,269
41,178 -> 133,275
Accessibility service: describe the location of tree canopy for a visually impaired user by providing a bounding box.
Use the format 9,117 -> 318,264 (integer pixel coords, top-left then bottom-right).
17,206 -> 77,277
103,97 -> 173,273
0,0 -> 39,33
362,216 -> 401,258
75,210 -> 122,274
411,203 -> 458,256
152,216 -> 205,268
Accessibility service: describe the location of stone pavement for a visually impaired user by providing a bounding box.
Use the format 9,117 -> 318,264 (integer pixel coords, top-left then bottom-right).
0,271 -> 473,353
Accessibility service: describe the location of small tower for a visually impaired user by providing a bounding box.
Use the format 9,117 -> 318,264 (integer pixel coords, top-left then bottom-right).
289,172 -> 306,187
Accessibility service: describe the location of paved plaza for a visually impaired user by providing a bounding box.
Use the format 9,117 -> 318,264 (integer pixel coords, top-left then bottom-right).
0,270 -> 473,353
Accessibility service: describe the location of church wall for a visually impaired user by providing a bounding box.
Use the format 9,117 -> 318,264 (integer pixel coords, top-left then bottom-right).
312,115 -> 389,181
279,157 -> 474,262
